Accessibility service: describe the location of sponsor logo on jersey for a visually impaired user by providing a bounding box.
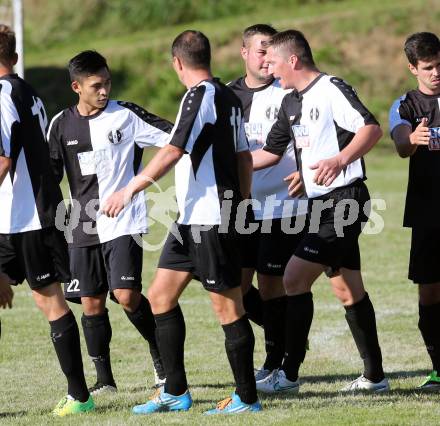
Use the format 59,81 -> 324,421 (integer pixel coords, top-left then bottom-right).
244,122 -> 264,145
121,276 -> 135,281
108,129 -> 123,145
265,104 -> 279,121
67,139 -> 79,146
310,106 -> 319,122
429,127 -> 440,151
292,124 -> 310,148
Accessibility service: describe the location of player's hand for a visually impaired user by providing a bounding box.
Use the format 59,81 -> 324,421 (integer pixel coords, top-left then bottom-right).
101,189 -> 131,218
310,156 -> 343,187
0,273 -> 14,309
284,171 -> 304,197
409,117 -> 430,146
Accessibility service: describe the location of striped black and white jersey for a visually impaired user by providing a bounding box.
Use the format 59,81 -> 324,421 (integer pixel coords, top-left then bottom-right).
169,78 -> 248,225
48,100 -> 172,247
264,73 -> 378,199
229,77 -> 306,219
389,90 -> 440,227
0,74 -> 63,234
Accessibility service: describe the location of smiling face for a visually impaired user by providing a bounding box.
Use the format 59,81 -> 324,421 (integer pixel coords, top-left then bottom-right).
409,52 -> 440,95
241,34 -> 273,86
265,45 -> 295,89
72,67 -> 111,112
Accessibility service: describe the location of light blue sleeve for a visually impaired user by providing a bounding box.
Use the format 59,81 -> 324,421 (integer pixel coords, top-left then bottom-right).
389,95 -> 411,135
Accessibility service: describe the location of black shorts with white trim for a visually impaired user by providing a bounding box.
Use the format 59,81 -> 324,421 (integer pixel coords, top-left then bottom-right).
0,226 -> 71,289
241,217 -> 306,275
65,234 -> 143,303
294,179 -> 370,275
158,223 -> 241,293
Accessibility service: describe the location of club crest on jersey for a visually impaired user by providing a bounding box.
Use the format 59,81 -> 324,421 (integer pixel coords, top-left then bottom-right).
310,106 -> 319,122
108,129 -> 123,145
429,127 -> 440,151
265,104 -> 279,121
292,124 -> 310,148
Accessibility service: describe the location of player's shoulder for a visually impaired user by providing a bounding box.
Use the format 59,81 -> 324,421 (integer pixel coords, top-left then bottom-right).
227,76 -> 245,91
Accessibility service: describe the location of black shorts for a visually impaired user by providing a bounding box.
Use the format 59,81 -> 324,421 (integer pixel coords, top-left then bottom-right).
295,180 -> 370,275
0,227 -> 70,289
409,227 -> 440,284
158,223 -> 241,293
65,234 -> 143,302
241,217 -> 306,275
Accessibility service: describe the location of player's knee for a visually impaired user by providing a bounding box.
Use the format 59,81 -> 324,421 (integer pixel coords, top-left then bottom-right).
113,289 -> 139,311
81,296 -> 106,315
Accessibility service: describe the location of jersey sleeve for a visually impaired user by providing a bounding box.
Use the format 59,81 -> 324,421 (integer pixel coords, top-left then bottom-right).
169,84 -> 215,154
329,77 -> 379,133
119,102 -> 173,148
263,96 -> 292,156
0,83 -> 20,158
47,112 -> 65,184
389,95 -> 412,135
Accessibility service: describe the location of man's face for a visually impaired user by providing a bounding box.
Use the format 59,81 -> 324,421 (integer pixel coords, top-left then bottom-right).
241,34 -> 272,84
410,53 -> 440,95
266,46 -> 293,89
72,67 -> 111,110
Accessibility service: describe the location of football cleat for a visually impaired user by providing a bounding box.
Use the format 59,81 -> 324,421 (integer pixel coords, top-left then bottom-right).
88,381 -> 117,395
341,375 -> 390,392
52,394 -> 95,417
204,392 -> 262,415
254,367 -> 272,382
132,389 -> 192,414
418,370 -> 440,390
256,369 -> 300,393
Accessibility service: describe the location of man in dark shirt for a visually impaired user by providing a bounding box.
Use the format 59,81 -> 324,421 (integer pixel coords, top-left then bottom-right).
389,31 -> 440,389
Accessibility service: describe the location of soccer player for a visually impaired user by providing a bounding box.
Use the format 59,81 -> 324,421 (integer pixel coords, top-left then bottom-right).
0,25 -> 94,416
229,24 -> 306,381
47,50 -> 172,394
102,30 -> 261,414
251,29 -> 389,393
389,32 -> 440,389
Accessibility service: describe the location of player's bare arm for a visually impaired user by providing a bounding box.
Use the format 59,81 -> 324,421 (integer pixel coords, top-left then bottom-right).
0,156 -> 11,186
236,150 -> 253,198
101,144 -> 184,218
392,119 -> 429,158
251,148 -> 281,170
311,124 -> 382,187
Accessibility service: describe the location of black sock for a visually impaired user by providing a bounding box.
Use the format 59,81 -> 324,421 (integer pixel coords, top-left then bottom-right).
50,310 -> 89,402
81,309 -> 115,386
263,296 -> 286,371
419,301 -> 440,372
243,285 -> 264,327
155,305 -> 187,395
345,293 -> 384,382
124,294 -> 164,379
223,316 -> 257,404
282,292 -> 313,382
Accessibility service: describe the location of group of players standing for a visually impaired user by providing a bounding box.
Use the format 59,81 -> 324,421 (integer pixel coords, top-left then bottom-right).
0,20 -> 439,416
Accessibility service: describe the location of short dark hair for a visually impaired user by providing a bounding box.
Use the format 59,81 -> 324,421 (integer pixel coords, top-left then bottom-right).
269,29 -> 315,68
0,24 -> 16,65
171,30 -> 211,70
404,32 -> 440,66
68,50 -> 109,82
242,24 -> 277,47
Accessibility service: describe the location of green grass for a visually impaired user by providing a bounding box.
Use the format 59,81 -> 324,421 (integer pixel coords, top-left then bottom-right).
1,146 -> 440,425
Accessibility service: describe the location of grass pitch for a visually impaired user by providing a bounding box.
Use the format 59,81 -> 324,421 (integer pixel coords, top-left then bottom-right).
1,146 -> 440,425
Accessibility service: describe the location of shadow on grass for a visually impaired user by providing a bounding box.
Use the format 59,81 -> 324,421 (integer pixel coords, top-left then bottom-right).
0,411 -> 26,418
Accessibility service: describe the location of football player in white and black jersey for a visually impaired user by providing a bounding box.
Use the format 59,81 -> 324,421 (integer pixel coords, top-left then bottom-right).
389,32 -> 440,390
102,30 -> 261,415
47,51 -> 172,395
0,25 -> 94,416
229,24 -> 307,382
251,30 -> 389,393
